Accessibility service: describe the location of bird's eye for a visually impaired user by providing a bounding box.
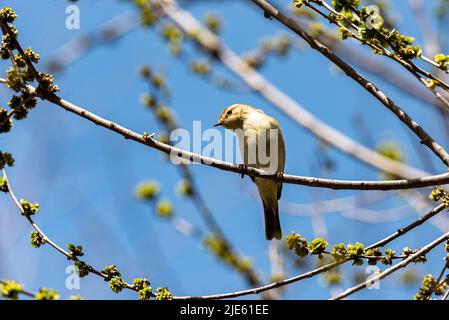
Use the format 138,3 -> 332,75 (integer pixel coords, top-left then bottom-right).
227,110 -> 232,115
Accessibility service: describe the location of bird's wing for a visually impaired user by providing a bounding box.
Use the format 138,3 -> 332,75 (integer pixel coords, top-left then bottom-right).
275,123 -> 286,199
277,183 -> 283,200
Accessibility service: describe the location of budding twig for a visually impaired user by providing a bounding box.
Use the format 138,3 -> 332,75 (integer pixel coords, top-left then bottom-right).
250,0 -> 449,167
332,231 -> 449,300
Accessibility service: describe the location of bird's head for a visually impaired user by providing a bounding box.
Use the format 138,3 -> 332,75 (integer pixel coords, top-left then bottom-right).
214,104 -> 252,130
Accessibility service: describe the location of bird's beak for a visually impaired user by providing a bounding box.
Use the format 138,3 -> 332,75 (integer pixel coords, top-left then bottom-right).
214,119 -> 223,127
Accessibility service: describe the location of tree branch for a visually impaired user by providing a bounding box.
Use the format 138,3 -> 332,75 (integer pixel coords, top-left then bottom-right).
157,0 -> 433,179
367,203 -> 447,248
331,230 -> 449,300
303,1 -> 449,112
1,169 -> 141,294
0,279 -> 36,299
2,77 -> 449,191
172,202 -> 448,299
250,0 -> 449,167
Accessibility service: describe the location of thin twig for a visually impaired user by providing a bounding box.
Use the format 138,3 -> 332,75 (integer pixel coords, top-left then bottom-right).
144,77 -> 262,286
171,202 -> 448,299
250,0 -> 449,167
294,14 -> 442,109
368,203 -> 447,248
0,279 -> 36,299
2,77 -> 449,191
6,165 -> 444,300
429,263 -> 449,298
1,169 -> 140,294
408,0 -> 449,141
45,8 -> 444,109
157,0 -> 433,179
443,286 -> 449,300
331,231 -> 449,300
305,1 -> 449,112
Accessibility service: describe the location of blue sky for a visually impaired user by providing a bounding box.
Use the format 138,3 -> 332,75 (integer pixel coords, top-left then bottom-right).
1,0 -> 449,299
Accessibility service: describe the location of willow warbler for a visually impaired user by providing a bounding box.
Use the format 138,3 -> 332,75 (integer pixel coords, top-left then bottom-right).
215,104 -> 286,240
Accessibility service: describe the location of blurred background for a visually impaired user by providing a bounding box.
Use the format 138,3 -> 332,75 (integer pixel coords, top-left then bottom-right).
1,0 -> 449,299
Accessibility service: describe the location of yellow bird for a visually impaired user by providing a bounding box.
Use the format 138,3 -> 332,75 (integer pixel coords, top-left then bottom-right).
215,104 -> 286,240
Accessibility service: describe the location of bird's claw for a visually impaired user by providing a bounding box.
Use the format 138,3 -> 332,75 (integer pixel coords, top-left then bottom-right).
275,171 -> 284,181
238,164 -> 248,179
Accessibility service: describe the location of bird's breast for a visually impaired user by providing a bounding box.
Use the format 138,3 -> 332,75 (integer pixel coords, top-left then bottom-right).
237,127 -> 284,173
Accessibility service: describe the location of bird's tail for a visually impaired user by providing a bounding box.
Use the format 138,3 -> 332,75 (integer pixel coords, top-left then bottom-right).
262,198 -> 282,240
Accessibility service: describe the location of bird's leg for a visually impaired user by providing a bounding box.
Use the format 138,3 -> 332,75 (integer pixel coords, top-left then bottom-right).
238,164 -> 248,179
275,171 -> 284,181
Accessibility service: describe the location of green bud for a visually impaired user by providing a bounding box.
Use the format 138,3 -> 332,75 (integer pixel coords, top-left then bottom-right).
155,200 -> 173,218
102,265 -> 121,280
35,288 -> 59,300
381,248 -> 395,265
434,53 -> 449,70
347,242 -> 365,266
138,286 -> 153,300
0,176 -> 8,192
133,278 -> 150,291
0,151 -> 15,169
20,199 -> 40,215
156,287 -> 172,300
286,233 -> 309,258
67,243 -> 84,257
140,66 -> 151,78
205,13 -> 221,34
429,188 -> 448,205
0,8 -> 17,23
135,181 -> 160,200
74,260 -> 90,278
190,61 -> 211,75
0,108 -> 13,133
308,238 -> 328,256
331,243 -> 348,262
109,276 -> 126,293
365,248 -> 382,265
0,280 -> 22,300
176,179 -> 194,197
293,0 -> 304,8
156,106 -> 172,123
141,94 -> 157,108
338,27 -> 352,40
30,231 -> 45,248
